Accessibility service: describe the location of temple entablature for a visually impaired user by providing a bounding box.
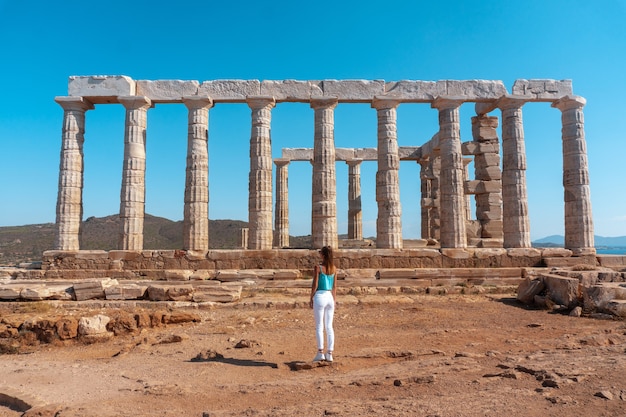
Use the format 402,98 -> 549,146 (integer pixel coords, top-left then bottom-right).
67,76 -> 573,105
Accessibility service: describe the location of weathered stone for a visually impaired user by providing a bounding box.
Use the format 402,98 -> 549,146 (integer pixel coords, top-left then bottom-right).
197,80 -> 260,101
0,284 -> 23,300
68,75 -> 135,102
260,80 -> 322,101
192,285 -> 242,303
136,80 -> 199,102
73,278 -> 118,301
105,283 -> 146,300
511,79 -> 572,100
517,277 -> 545,305
78,314 -> 111,336
322,80 -> 385,101
542,273 -> 580,309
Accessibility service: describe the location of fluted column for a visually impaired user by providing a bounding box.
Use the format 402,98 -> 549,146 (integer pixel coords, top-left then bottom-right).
498,97 -> 530,248
552,96 -> 595,254
432,97 -> 466,248
471,115 -> 503,242
274,158 -> 290,248
346,159 -> 363,240
419,156 -> 441,241
118,96 -> 151,251
372,97 -> 403,248
247,96 -> 276,250
311,97 -> 338,249
53,96 -> 94,250
182,96 -> 213,251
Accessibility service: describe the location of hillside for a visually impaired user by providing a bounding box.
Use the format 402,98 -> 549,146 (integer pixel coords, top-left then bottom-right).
0,214 -> 311,265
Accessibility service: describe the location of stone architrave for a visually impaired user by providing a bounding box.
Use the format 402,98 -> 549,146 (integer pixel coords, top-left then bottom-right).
552,96 -> 595,254
54,97 -> 94,250
182,96 -> 214,251
498,96 -> 531,248
274,158 -> 290,248
372,97 -> 403,248
311,97 -> 339,249
432,97 -> 466,248
346,159 -> 363,240
247,97 -> 276,250
118,96 -> 152,251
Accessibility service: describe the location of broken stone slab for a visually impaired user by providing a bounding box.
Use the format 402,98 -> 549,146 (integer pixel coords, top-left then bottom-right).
135,80 -> 199,102
582,283 -> 626,312
517,277 -> 545,305
544,257 -> 593,268
73,278 -> 119,301
189,270 -> 218,280
146,284 -> 194,302
376,269 -> 419,279
164,269 -> 193,281
192,285 -> 242,303
0,284 -> 23,300
605,300 -> 626,318
20,284 -> 73,301
273,270 -> 303,280
105,283 -> 147,300
216,270 -> 261,282
542,273 -> 580,309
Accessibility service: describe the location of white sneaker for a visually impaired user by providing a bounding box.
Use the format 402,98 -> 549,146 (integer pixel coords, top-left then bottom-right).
313,352 -> 325,362
325,352 -> 333,362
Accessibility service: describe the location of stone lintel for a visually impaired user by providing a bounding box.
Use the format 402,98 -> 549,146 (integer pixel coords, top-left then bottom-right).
260,80 -> 323,102
68,75 -> 136,104
512,79 -> 573,101
136,80 -> 200,103
419,136 -> 441,159
198,80 -> 261,102
398,147 -> 421,160
323,80 -> 385,102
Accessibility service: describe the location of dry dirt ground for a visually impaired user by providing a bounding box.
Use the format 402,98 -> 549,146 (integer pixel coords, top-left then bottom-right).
1,292 -> 626,417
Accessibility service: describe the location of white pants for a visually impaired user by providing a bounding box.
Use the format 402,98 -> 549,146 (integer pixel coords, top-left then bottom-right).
313,291 -> 335,352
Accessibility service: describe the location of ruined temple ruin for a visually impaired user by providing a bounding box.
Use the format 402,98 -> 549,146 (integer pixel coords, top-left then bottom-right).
44,76 -> 597,277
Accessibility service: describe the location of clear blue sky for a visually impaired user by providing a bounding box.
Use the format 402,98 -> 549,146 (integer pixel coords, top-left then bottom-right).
1,0 -> 625,241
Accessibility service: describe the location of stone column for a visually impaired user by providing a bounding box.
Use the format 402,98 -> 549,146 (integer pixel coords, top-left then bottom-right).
311,97 -> 339,249
372,97 -> 403,249
247,97 -> 276,250
419,156 -> 441,241
471,115 -> 503,243
432,97 -> 466,248
552,96 -> 595,254
498,97 -> 531,248
53,96 -> 94,250
182,96 -> 213,251
118,96 -> 151,251
346,159 -> 363,240
274,158 -> 290,248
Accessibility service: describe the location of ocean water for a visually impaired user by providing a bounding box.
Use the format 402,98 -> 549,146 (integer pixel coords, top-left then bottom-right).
596,248 -> 626,255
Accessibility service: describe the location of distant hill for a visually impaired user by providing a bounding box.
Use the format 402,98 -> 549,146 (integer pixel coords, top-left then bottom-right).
533,235 -> 626,247
0,214 -> 311,265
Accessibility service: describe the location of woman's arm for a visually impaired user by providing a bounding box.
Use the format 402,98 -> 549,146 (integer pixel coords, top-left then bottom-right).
309,265 -> 319,308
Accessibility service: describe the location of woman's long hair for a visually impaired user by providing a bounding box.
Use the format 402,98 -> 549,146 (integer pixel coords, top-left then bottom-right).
320,246 -> 335,274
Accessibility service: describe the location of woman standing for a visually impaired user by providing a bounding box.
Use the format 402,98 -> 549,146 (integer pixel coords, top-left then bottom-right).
309,246 -> 336,362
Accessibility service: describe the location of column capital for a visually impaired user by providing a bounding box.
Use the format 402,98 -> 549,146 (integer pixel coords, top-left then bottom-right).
274,158 -> 290,167
182,95 -> 214,110
246,96 -> 276,110
118,95 -> 152,110
345,159 -> 363,167
552,95 -> 586,111
310,96 -> 338,110
55,96 -> 94,111
431,96 -> 465,110
497,95 -> 528,111
371,96 -> 400,110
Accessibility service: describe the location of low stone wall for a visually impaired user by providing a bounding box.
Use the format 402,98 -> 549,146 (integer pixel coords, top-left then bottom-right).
38,248 -> 598,279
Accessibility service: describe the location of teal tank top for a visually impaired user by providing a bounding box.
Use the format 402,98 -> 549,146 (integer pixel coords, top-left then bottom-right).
317,271 -> 334,291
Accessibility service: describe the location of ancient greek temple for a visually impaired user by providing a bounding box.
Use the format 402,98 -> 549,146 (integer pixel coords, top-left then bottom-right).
54,76 -> 594,257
